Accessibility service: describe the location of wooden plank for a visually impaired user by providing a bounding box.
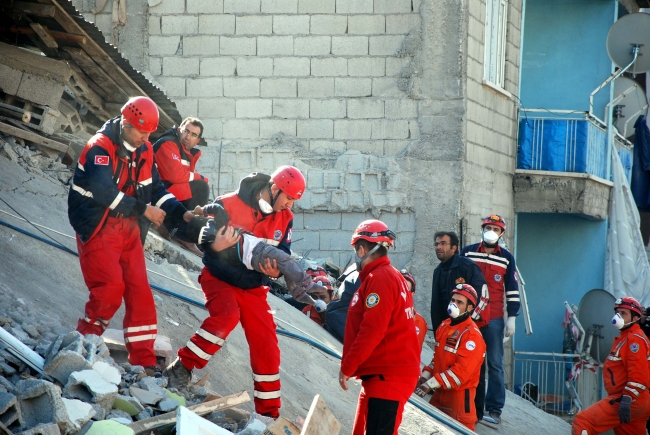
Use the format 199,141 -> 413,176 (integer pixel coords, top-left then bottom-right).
30,23 -> 58,48
13,1 -> 56,17
61,47 -> 129,102
300,395 -> 340,435
0,120 -> 68,153
127,391 -> 250,434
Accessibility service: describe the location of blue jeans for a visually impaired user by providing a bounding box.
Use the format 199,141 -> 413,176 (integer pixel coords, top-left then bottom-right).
476,317 -> 506,417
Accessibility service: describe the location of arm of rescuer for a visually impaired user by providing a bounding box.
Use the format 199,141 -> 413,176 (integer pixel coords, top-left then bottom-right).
150,151 -> 192,226
155,141 -> 207,185
462,255 -> 490,328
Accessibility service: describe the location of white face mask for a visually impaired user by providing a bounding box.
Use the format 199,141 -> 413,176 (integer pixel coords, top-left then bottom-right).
258,198 -> 273,214
482,230 -> 499,245
315,300 -> 327,313
612,313 -> 626,330
447,303 -> 460,319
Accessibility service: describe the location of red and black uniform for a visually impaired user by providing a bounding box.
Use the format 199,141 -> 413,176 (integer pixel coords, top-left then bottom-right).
572,323 -> 650,435
302,305 -> 325,327
68,117 -> 186,366
176,173 -> 292,418
423,316 -> 486,430
342,256 -> 421,435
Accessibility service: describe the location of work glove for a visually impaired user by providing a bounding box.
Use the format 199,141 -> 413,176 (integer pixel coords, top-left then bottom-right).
505,316 -> 516,337
415,377 -> 440,397
187,216 -> 216,245
619,395 -> 632,424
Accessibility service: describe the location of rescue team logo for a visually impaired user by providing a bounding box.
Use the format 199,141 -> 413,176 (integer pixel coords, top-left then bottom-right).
466,340 -> 476,351
351,292 -> 359,306
416,326 -> 420,334
455,277 -> 466,284
631,343 -> 640,353
494,274 -> 502,282
171,153 -> 180,161
366,293 -> 380,308
95,155 -> 109,165
273,229 -> 282,241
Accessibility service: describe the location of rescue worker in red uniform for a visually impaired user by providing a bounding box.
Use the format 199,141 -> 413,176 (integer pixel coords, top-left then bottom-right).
302,276 -> 334,327
572,297 -> 650,435
401,271 -> 428,353
415,284 -> 486,431
339,220 -> 421,435
68,96 -> 193,369
164,166 -> 305,418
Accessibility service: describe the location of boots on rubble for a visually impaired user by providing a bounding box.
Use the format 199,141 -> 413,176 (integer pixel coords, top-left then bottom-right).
163,357 -> 193,389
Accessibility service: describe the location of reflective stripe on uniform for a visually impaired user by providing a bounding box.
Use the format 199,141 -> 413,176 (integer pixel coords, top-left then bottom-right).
254,390 -> 281,400
625,386 -> 640,397
124,324 -> 157,333
439,373 -> 452,389
189,172 -> 195,182
140,178 -> 152,186
108,192 -> 124,210
181,159 -> 190,166
186,341 -> 211,361
156,193 -> 175,208
125,334 -> 157,343
197,328 -> 225,346
253,373 -> 280,382
447,369 -> 461,387
72,184 -> 93,198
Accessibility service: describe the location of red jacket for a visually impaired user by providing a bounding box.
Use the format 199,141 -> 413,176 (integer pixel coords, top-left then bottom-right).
302,305 -> 325,327
154,132 -> 205,202
604,323 -> 650,399
341,256 -> 421,378
415,311 -> 428,353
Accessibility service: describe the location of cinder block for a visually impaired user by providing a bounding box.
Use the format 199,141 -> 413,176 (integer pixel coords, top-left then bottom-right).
260,119 -> 297,137
274,57 -> 310,76
409,120 -> 419,138
319,231 -> 351,250
297,120 -> 333,138
184,35 -> 221,56
309,140 -> 346,153
384,139 -> 409,155
348,15 -> 385,34
335,78 -> 371,97
385,57 -> 409,75
386,14 -> 421,34
261,78 -> 297,97
336,0 -> 373,13
299,0 -> 335,13
223,119 -> 260,138
156,77 -> 186,97
310,15 -> 347,34
16,74 -> 65,108
62,397 -> 95,431
372,77 -> 403,97
298,78 -> 334,97
224,0 -> 261,13
237,57 -> 274,76
273,15 -> 310,35
331,36 -> 368,55
236,16 -> 272,35
198,15 -> 235,35
374,0 -> 411,13
258,36 -> 294,55
341,212 -> 373,230
150,58 -> 162,76
236,99 -> 272,118
161,15 -> 198,35
397,211 -> 416,232
334,120 -> 371,139
273,99 -> 310,118
199,98 -> 236,118
148,16 -> 161,35
371,119 -> 409,139
162,57 -> 199,76
311,58 -> 347,76
0,392 -> 22,428
200,118 -> 223,140
15,379 -> 70,433
369,35 -> 404,55
112,395 -> 145,417
223,78 -> 260,97
44,332 -> 91,385
200,57 -> 237,76
348,57 -> 385,77
64,370 -> 118,412
290,230 -> 320,251
304,211 -> 341,229
149,0 -> 184,14
174,98 -> 199,117
188,0 -> 223,13
187,77 -> 223,97
385,99 -> 417,118
348,99 -> 383,118
262,0 -> 298,13
149,35 -> 180,56
220,37 -> 257,55
309,99 -> 346,118
294,36 -> 331,56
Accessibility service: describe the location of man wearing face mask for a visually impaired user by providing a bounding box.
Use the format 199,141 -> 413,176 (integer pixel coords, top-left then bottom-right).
302,276 -> 333,327
460,214 -> 519,424
339,220 -> 420,435
165,166 -> 304,419
415,284 -> 486,430
572,297 -> 650,435
68,96 -> 194,372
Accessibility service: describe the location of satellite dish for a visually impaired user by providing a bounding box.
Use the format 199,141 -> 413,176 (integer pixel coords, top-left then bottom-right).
607,13 -> 650,74
577,289 -> 616,363
613,77 -> 648,137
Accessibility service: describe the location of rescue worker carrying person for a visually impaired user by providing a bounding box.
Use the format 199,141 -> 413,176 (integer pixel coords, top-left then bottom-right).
68,96 -> 194,372
572,296 -> 650,435
415,284 -> 486,431
339,220 -> 421,435
164,166 -> 305,419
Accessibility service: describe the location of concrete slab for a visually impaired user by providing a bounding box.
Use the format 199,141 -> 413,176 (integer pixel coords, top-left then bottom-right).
91,362 -> 120,385
128,387 -> 164,406
157,398 -> 179,412
61,398 -> 94,431
0,392 -> 23,428
63,370 -> 118,413
136,378 -> 167,398
101,330 -> 173,367
44,332 -> 91,385
112,395 -> 144,416
14,379 -> 69,433
15,423 -> 61,435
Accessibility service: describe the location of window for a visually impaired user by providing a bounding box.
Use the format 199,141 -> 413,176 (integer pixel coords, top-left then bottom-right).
484,0 -> 508,89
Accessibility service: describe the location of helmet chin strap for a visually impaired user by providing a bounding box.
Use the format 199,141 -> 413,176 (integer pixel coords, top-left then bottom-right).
356,244 -> 381,272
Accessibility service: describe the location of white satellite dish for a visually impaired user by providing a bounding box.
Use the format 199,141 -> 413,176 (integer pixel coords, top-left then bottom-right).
577,289 -> 616,363
607,13 -> 650,74
613,77 -> 648,137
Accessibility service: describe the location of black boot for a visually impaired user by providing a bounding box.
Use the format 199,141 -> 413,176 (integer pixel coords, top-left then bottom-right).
163,357 -> 192,389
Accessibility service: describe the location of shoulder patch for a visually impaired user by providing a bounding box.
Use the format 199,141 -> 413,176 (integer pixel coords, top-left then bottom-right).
366,293 -> 380,308
466,340 -> 476,351
631,343 -> 640,353
273,229 -> 282,241
94,155 -> 109,165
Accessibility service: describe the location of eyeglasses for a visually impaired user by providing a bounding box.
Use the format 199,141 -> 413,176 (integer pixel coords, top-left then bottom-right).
434,241 -> 449,247
180,128 -> 200,139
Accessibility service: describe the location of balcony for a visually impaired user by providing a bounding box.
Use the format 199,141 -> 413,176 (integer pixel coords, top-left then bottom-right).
514,111 -> 633,220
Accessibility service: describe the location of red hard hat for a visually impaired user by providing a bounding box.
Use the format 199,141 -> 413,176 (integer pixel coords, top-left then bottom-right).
312,276 -> 333,291
401,270 -> 416,293
482,214 -> 506,232
306,266 -> 328,278
451,284 -> 478,307
271,166 -> 305,200
614,296 -> 642,317
121,96 -> 159,133
350,219 -> 396,248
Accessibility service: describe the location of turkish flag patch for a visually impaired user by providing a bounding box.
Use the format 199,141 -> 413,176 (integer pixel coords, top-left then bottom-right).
94,155 -> 109,165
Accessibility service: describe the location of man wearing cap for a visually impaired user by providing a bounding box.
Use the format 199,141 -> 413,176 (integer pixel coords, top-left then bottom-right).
68,96 -> 193,371
339,220 -> 421,435
415,284 -> 486,430
165,166 -> 305,419
302,276 -> 334,327
572,296 -> 650,435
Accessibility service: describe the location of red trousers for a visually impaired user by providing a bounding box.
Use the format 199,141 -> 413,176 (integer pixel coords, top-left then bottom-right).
177,268 -> 281,418
430,388 -> 477,430
76,217 -> 157,366
352,375 -> 419,435
572,393 -> 650,435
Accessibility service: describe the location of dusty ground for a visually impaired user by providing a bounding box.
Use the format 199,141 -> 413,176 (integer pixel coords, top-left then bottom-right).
0,151 -> 571,434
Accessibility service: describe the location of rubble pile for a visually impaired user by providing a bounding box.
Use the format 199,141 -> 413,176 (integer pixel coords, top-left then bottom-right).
0,135 -> 74,187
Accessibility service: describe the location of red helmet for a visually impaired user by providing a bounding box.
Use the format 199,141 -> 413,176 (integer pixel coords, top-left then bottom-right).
312,276 -> 333,291
306,266 -> 328,278
121,96 -> 159,133
451,284 -> 478,307
401,270 -> 416,293
482,214 -> 506,232
614,296 -> 642,317
271,166 -> 305,200
350,219 -> 396,248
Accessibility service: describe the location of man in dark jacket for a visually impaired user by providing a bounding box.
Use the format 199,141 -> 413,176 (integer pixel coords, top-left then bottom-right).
323,265 -> 361,343
430,231 -> 489,333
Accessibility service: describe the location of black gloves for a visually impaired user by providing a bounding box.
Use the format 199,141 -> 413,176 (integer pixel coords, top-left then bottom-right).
187,216 -> 216,245
618,395 -> 632,424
